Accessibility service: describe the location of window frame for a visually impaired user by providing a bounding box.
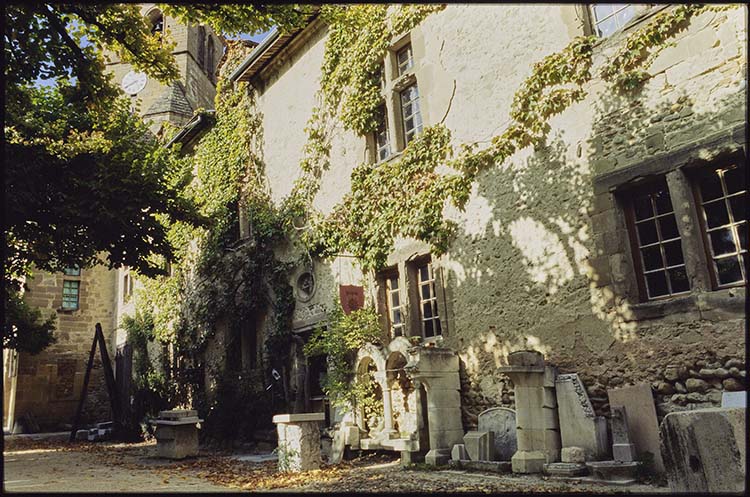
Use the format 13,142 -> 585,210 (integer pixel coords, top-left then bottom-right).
622,180 -> 691,302
588,4 -> 637,38
690,161 -> 747,289
415,260 -> 442,339
61,267 -> 82,311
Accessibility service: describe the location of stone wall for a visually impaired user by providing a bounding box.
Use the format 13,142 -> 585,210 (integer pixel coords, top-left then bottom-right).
235,5 -> 746,427
15,265 -> 118,430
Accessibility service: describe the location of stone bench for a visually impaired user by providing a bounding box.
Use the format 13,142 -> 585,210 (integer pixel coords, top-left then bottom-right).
151,410 -> 203,459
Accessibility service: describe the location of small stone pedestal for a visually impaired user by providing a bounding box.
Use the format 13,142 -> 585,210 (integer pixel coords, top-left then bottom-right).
272,413 -> 325,472
152,410 -> 202,459
499,351 -> 561,474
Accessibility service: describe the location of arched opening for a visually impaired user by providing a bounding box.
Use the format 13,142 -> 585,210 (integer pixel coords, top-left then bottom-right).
206,37 -> 215,82
147,9 -> 164,38
354,356 -> 382,435
197,26 -> 206,69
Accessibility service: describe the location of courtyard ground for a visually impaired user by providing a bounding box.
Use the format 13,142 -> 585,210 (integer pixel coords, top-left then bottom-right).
3,435 -> 669,493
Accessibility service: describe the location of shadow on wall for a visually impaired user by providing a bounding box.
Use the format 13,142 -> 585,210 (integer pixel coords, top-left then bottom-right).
444,81 -> 744,417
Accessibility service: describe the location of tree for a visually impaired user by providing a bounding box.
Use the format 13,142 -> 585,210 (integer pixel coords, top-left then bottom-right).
3,3 -> 310,351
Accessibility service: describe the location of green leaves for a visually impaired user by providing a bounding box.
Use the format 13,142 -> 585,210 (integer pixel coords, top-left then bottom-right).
3,288 -> 57,354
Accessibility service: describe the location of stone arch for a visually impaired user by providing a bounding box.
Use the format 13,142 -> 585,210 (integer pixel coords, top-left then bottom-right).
146,8 -> 164,35
354,343 -> 386,375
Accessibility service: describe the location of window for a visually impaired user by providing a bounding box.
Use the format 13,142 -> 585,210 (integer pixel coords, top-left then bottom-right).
417,262 -> 442,338
369,38 -> 425,162
62,280 -> 80,310
308,353 -> 328,398
695,163 -> 747,287
396,44 -> 414,76
626,184 -> 690,300
63,267 -> 81,276
148,10 -> 164,37
123,272 -> 134,302
590,4 -> 636,37
400,84 -> 423,146
385,273 -> 405,337
206,37 -> 215,82
197,26 -> 206,69
375,104 -> 391,161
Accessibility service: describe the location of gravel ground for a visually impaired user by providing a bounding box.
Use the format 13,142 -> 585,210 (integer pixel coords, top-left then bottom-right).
3,436 -> 668,494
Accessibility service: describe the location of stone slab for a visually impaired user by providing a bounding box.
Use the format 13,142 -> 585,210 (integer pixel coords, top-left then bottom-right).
151,417 -> 202,426
561,446 -> 585,463
451,443 -> 468,461
232,453 -> 278,463
608,384 -> 664,472
544,462 -> 588,476
660,407 -> 745,493
463,431 -> 495,462
721,391 -> 746,408
449,459 -> 512,473
586,461 -> 639,482
272,413 -> 325,424
159,409 -> 197,419
477,407 -> 517,461
555,374 -> 607,460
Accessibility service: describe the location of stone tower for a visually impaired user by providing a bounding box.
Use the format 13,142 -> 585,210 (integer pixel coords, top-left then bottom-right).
105,3 -> 224,133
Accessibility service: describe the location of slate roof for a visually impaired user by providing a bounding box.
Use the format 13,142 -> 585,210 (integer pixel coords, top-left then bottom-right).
143,81 -> 194,117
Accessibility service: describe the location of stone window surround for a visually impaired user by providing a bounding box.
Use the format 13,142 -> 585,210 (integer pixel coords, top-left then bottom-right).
375,249 -> 451,343
592,123 -> 746,320
368,32 -> 430,165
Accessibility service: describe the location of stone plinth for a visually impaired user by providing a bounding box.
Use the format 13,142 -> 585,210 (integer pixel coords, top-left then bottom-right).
608,384 -> 664,472
555,374 -> 608,460
499,351 -> 561,474
660,407 -> 745,493
451,443 -> 468,461
273,412 -> 325,472
463,431 -> 494,461
152,410 -> 203,460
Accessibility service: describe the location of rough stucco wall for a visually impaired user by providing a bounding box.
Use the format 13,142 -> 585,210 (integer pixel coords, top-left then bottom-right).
16,265 -> 118,429
243,5 -> 745,426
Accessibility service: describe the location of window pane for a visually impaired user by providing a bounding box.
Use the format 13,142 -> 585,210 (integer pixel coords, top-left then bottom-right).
423,319 -> 434,338
419,266 -> 429,281
653,189 -> 673,215
738,223 -> 747,251
716,256 -> 742,285
704,199 -> 730,228
435,319 -> 442,336
710,228 -> 737,255
593,4 -> 615,19
64,267 -> 81,276
597,16 -> 618,37
633,195 -> 653,221
615,5 -> 635,27
668,267 -> 690,293
388,275 -> 398,289
393,309 -> 402,325
658,215 -> 679,240
391,292 -> 400,307
641,245 -> 663,271
645,271 -> 669,298
729,194 -> 745,222
422,302 -> 432,319
663,240 -> 684,267
637,220 -> 658,245
421,284 -> 431,300
700,174 -> 724,201
723,167 -> 744,194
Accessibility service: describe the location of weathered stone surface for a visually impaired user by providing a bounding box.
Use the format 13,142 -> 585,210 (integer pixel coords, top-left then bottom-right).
555,373 -> 607,460
660,407 -> 745,493
274,415 -> 324,472
560,446 -> 585,464
610,406 -> 635,462
723,378 -> 744,392
464,431 -> 495,461
544,462 -> 588,476
586,461 -> 639,483
154,423 -> 199,459
451,443 -> 468,461
673,382 -> 687,393
608,384 -> 664,473
685,378 -> 710,393
477,407 -> 516,461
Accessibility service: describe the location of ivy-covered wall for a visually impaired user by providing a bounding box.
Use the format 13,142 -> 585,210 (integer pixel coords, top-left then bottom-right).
240,4 -> 746,429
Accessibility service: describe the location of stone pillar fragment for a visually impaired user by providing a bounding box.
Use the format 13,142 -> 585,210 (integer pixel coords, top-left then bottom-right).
273,413 -> 325,472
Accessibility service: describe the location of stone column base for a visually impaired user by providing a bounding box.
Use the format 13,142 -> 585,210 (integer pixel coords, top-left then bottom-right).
511,450 -> 547,473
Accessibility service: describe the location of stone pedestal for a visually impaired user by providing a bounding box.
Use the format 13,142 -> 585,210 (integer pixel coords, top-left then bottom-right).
272,413 -> 325,472
152,410 -> 202,460
499,351 -> 561,474
463,431 -> 494,461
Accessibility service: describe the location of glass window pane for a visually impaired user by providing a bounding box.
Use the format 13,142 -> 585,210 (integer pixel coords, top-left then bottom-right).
723,167 -> 745,194
637,220 -> 658,245
710,228 -> 737,256
423,319 -> 434,338
668,266 -> 690,293
653,189 -> 673,215
593,4 -> 615,19
700,173 -> 724,201
738,223 -> 747,251
64,267 -> 81,276
633,195 -> 653,221
391,292 -> 400,307
389,275 -> 398,289
658,215 -> 679,240
393,309 -> 402,325
663,240 -> 684,267
423,302 -> 432,319
419,266 -> 429,282
645,271 -> 669,298
615,5 -> 635,27
641,245 -> 663,271
421,284 -> 431,300
716,256 -> 742,285
597,16 -> 618,37
729,194 -> 745,222
435,319 -> 442,336
704,200 -> 730,228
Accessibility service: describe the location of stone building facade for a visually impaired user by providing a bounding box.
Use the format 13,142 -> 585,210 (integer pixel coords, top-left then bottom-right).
224,3 -> 746,432
4,4 -> 224,432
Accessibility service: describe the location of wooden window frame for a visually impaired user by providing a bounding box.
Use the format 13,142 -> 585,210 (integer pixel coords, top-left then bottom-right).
622,180 -> 690,302
61,267 -> 82,311
690,160 -> 747,289
379,268 -> 405,338
414,259 -> 442,339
